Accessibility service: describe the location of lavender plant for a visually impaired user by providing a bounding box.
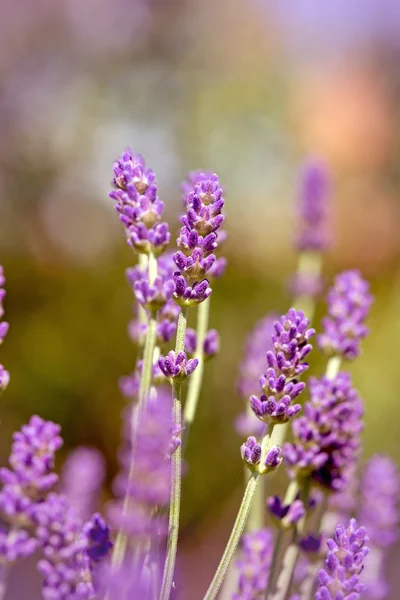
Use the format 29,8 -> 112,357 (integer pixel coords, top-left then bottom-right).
0,152 -> 398,600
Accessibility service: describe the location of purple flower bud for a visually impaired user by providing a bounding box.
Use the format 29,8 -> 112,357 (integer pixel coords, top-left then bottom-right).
185,328 -> 198,355
299,534 -> 322,554
172,273 -> 212,307
316,519 -> 369,600
118,371 -> 140,400
134,275 -> 174,313
158,351 -> 198,383
241,437 -> 262,471
83,513 -> 113,563
318,270 -> 373,360
267,496 -> 305,527
204,329 -> 220,358
263,446 -> 282,471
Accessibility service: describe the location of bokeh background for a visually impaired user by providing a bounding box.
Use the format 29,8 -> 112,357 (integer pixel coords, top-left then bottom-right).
1,0 -> 400,597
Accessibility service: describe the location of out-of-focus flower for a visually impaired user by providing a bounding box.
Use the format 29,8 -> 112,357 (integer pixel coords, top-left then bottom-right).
316,519 -> 369,600
284,373 -> 364,492
318,270 -> 373,360
233,528 -> 273,600
295,159 -> 330,252
267,496 -> 305,528
357,455 -> 400,599
60,447 -> 106,520
0,267 -> 9,391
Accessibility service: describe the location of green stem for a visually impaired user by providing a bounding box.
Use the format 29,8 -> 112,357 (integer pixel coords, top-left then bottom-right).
110,252 -> 158,571
292,251 -> 322,320
203,473 -> 260,600
159,382 -> 183,600
137,254 -> 149,346
183,297 -> 210,446
203,428 -> 274,600
159,308 -> 188,600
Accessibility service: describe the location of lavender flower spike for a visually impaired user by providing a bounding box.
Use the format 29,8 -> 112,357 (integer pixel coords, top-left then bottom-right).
110,151 -> 170,254
250,309 -> 314,425
241,438 -> 282,474
0,416 -> 62,563
295,159 -> 330,252
316,519 -> 369,600
357,455 -> 400,598
159,350 -> 198,383
318,270 -> 373,360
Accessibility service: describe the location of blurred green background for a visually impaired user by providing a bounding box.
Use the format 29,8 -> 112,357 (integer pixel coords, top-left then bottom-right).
1,0 -> 400,597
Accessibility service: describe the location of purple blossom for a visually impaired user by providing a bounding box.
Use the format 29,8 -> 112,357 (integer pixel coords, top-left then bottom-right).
316,519 -> 369,600
235,314 -> 276,437
250,309 -> 314,426
185,328 -> 220,359
35,493 -> 96,599
299,534 -> 323,554
172,173 -> 225,300
356,455 -> 400,599
233,528 -> 273,599
241,438 -> 281,473
83,513 -> 113,564
110,151 -> 170,254
60,447 -> 106,520
133,275 -> 175,313
158,350 -> 198,383
267,496 -> 305,527
284,373 -> 364,491
318,270 -> 373,360
118,370 -> 140,400
289,271 -> 324,300
108,392 -> 180,542
295,159 -> 330,252
172,273 -> 212,307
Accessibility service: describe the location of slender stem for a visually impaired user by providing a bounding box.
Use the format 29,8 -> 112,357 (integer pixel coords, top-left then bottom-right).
183,297 -> 210,446
246,478 -> 265,533
137,254 -> 149,347
159,382 -> 183,600
266,478 -> 311,600
265,480 -> 300,599
292,251 -> 322,320
203,472 -> 260,600
110,253 -> 158,570
325,355 -> 341,381
159,308 -> 188,600
203,427 -> 275,600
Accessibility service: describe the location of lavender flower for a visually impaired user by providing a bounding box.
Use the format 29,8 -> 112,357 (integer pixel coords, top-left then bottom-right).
133,275 -> 175,313
185,328 -> 220,359
357,455 -> 400,598
172,173 -> 225,303
60,447 -> 106,520
34,493 -> 105,599
295,159 -> 330,252
83,513 -> 113,563
284,373 -> 364,491
267,496 -> 305,528
250,309 -> 314,425
318,270 -> 373,360
110,151 -> 170,254
316,519 -> 369,600
241,437 -> 282,474
158,350 -> 198,383
108,392 -> 180,542
233,528 -> 273,599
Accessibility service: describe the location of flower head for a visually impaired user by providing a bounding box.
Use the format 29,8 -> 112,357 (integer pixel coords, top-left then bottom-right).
318,270 -> 373,360
295,159 -> 330,252
158,351 -> 198,383
316,519 -> 369,600
110,151 -> 170,255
